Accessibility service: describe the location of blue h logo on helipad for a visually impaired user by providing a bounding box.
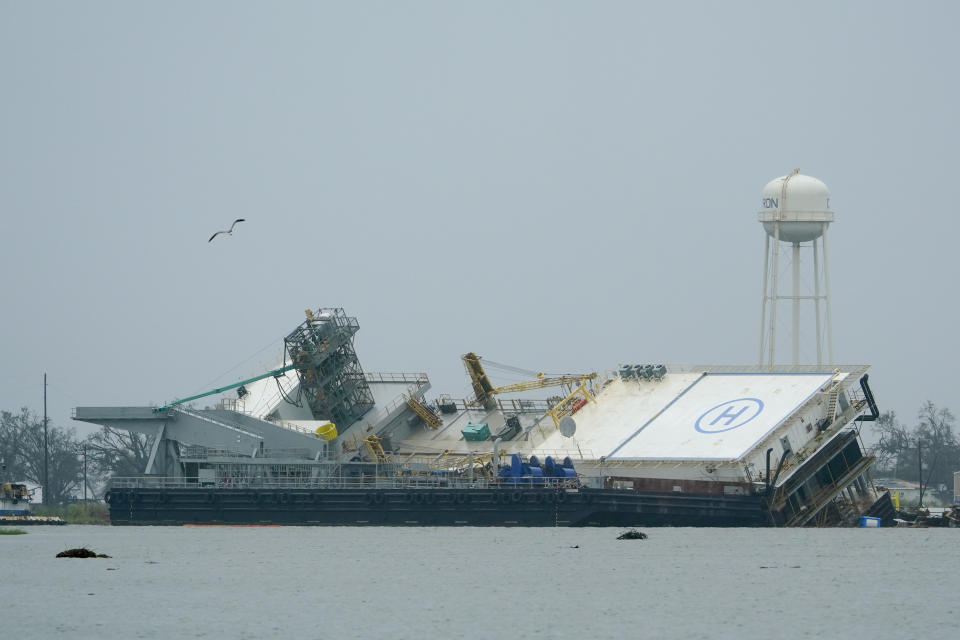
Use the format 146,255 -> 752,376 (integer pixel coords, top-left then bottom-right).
695,398 -> 764,433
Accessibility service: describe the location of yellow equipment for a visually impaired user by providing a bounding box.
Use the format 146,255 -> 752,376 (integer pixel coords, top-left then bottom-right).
430,451 -> 495,478
545,381 -> 596,428
314,423 -> 338,440
462,352 -> 496,404
363,435 -> 389,463
2,483 -> 30,501
489,373 -> 598,395
407,395 -> 443,429
461,352 -> 596,407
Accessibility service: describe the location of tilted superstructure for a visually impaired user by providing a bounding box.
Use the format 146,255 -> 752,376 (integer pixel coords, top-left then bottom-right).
74,316 -> 889,527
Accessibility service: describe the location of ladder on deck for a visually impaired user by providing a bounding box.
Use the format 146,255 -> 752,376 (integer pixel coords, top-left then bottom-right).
825,390 -> 838,424
407,397 -> 443,429
823,371 -> 845,426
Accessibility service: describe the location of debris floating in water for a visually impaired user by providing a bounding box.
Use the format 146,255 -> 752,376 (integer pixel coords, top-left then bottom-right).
617,529 -> 648,540
56,548 -> 111,558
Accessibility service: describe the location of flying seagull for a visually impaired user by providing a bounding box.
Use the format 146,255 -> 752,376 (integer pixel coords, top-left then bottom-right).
208,218 -> 245,242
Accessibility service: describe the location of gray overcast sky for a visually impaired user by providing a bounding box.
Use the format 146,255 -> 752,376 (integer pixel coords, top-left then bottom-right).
1,2 -> 957,436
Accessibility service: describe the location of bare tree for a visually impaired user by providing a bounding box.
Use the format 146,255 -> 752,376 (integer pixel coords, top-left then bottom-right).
1,408 -> 82,503
915,401 -> 958,493
0,409 -> 32,480
872,411 -> 911,476
85,426 -> 154,484
870,402 -> 959,498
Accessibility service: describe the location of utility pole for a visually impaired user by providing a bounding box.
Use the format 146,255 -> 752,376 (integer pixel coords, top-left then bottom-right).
917,439 -> 924,509
43,373 -> 49,506
83,444 -> 88,501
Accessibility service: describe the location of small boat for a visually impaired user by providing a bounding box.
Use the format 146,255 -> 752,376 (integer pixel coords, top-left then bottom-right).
0,482 -> 66,525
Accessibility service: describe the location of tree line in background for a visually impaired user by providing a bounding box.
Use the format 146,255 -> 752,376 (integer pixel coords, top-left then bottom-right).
0,408 -> 151,504
870,401 -> 959,497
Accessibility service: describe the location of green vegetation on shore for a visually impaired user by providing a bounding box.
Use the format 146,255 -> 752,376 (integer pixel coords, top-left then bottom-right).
0,528 -> 27,535
33,502 -> 109,525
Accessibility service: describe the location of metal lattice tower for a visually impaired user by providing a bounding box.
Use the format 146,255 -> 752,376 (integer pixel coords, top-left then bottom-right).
285,308 -> 375,426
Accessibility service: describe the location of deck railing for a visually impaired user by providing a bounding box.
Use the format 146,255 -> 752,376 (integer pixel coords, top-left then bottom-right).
364,372 -> 430,385
107,475 -> 581,491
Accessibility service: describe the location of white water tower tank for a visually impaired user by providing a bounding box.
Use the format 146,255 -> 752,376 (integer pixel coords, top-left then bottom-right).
759,171 -> 833,243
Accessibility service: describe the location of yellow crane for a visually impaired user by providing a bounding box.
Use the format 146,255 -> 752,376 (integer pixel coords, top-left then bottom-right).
461,353 -> 597,422
363,435 -> 389,463
462,352 -> 496,404
544,380 -> 596,428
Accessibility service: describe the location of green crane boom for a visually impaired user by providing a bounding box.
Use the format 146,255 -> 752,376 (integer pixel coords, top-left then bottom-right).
154,363 -> 298,413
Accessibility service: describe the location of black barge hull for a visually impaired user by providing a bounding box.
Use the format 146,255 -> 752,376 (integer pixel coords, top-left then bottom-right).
105,487 -> 768,527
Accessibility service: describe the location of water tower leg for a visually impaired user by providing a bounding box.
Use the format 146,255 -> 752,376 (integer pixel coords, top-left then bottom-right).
822,224 -> 834,364
814,236 -> 822,367
768,222 -> 781,367
792,241 -> 800,365
759,233 -> 771,366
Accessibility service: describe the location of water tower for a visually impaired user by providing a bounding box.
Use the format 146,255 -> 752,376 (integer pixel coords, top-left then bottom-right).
758,169 -> 835,367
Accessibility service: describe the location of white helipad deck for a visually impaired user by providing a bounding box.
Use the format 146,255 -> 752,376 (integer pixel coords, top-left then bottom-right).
589,373 -> 833,460
535,373 -> 703,456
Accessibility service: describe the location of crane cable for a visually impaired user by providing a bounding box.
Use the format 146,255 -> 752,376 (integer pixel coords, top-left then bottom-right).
276,374 -> 303,408
478,357 -> 540,380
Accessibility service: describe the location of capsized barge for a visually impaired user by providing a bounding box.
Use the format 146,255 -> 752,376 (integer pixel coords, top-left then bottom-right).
74,307 -> 894,527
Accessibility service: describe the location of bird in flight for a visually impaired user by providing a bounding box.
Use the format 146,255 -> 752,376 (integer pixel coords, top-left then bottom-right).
208,218 -> 246,242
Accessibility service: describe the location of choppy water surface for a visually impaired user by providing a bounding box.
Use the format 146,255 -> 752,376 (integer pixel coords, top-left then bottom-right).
3,526 -> 956,639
